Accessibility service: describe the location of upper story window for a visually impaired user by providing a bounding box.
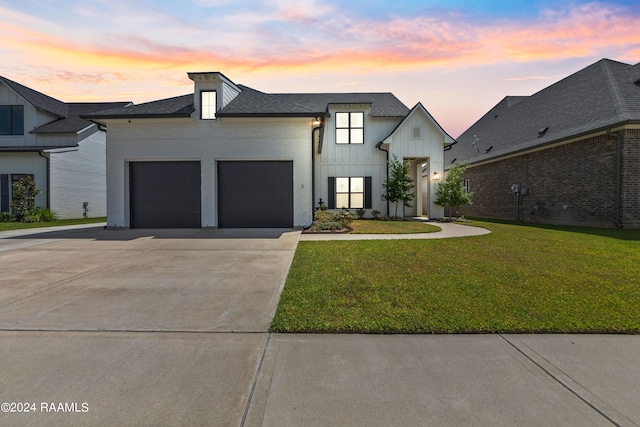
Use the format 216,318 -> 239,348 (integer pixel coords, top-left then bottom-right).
201,91 -> 216,119
335,112 -> 364,144
0,105 -> 24,135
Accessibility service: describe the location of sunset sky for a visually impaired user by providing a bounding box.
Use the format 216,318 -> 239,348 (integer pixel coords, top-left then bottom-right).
1,0 -> 638,137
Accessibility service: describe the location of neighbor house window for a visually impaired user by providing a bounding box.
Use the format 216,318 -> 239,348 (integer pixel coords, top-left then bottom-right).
327,176 -> 372,209
201,91 -> 216,119
0,105 -> 24,135
335,112 -> 364,144
464,179 -> 471,193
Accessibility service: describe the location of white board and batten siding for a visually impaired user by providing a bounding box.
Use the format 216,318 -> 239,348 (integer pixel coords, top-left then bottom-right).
315,105 -> 402,214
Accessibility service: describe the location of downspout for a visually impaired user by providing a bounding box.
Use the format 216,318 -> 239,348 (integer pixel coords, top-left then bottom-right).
607,129 -> 623,228
376,142 -> 390,216
37,150 -> 50,209
311,122 -> 323,217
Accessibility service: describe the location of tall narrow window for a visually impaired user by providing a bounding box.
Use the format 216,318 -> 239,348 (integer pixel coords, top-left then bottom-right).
201,91 -> 216,119
335,112 -> 364,144
0,105 -> 24,135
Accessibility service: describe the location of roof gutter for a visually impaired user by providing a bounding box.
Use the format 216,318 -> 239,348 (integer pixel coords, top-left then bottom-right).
607,129 -> 624,228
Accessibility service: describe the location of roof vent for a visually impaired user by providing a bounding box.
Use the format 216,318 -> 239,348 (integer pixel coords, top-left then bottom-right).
485,145 -> 493,153
538,127 -> 549,137
451,158 -> 457,164
494,114 -> 498,119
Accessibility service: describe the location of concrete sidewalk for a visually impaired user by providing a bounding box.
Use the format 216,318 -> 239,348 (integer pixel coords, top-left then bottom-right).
300,221 -> 491,240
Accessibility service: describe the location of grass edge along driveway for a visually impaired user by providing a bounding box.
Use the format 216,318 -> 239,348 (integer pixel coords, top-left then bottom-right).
271,220 -> 640,334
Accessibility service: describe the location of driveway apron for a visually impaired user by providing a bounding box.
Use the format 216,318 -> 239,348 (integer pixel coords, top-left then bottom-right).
0,226 -> 298,426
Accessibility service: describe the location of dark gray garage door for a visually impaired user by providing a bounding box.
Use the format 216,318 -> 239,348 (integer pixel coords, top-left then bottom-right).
218,161 -> 293,228
130,161 -> 201,228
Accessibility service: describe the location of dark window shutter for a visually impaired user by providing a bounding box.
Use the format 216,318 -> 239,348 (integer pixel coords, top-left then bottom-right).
364,177 -> 372,209
327,177 -> 335,209
0,174 -> 9,212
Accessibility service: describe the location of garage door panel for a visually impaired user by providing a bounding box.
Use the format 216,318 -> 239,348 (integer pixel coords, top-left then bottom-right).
130,161 -> 201,228
218,161 -> 293,228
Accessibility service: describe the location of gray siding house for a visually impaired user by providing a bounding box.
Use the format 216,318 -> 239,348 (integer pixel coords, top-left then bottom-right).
0,76 -> 128,218
85,72 -> 455,229
445,58 -> 640,228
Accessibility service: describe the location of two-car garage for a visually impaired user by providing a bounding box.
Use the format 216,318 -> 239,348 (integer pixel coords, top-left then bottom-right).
129,161 -> 293,229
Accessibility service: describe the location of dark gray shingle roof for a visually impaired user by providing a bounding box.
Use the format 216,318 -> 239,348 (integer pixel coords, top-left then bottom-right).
32,102 -> 130,133
85,85 -> 410,119
0,75 -> 68,118
83,94 -> 193,119
445,59 -> 640,167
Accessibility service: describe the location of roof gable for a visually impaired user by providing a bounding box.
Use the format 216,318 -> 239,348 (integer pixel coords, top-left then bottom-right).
382,102 -> 454,145
446,58 -> 640,166
0,76 -> 68,118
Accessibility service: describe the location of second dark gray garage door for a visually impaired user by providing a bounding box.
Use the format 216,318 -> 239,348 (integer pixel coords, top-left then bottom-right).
130,161 -> 201,228
218,161 -> 293,228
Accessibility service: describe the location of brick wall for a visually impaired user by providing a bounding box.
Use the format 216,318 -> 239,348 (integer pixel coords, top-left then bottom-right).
457,132 -> 637,228
621,129 -> 640,228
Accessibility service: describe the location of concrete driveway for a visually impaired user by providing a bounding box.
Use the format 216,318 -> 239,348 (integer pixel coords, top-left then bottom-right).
0,225 -> 298,426
1,225 -> 639,427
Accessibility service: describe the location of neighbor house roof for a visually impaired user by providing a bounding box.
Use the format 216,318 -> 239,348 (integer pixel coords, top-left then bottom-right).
0,75 -> 69,118
445,58 -> 640,167
0,75 -> 130,134
31,102 -> 131,134
84,82 -> 410,120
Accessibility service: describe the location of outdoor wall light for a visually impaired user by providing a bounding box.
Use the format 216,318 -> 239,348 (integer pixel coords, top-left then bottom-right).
433,172 -> 440,181
312,117 -> 322,126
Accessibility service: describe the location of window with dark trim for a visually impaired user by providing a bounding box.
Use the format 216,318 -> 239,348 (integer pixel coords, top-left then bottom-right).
201,91 -> 216,119
0,105 -> 24,135
328,176 -> 372,209
335,112 -> 364,144
464,179 -> 471,193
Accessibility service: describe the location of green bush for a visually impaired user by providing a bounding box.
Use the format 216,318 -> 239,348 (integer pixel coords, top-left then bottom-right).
313,209 -> 357,230
10,176 -> 40,222
0,212 -> 16,222
24,208 -> 58,223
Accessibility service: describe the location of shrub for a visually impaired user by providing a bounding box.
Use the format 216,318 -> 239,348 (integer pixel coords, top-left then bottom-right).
371,210 -> 381,220
10,176 -> 40,222
354,208 -> 366,219
24,208 -> 58,223
0,212 -> 16,222
313,209 -> 356,230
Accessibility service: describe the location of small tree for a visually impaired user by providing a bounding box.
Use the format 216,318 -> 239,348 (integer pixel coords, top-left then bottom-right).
10,176 -> 40,222
434,163 -> 473,220
382,155 -> 414,217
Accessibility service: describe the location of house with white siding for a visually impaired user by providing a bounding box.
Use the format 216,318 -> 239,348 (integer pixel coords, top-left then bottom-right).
84,72 -> 454,229
0,76 -> 128,218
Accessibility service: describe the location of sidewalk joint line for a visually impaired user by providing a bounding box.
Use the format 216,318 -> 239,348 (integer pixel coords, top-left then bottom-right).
499,334 -> 621,427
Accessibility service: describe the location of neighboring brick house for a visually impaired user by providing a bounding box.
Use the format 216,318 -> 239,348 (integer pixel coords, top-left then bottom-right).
84,72 -> 454,229
445,58 -> 640,228
0,76 -> 128,218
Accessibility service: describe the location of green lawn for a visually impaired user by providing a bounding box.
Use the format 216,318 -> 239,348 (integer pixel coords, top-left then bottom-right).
350,220 -> 441,234
0,217 -> 106,232
271,220 -> 640,334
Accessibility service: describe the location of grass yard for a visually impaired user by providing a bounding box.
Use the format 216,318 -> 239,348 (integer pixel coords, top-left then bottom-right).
0,217 -> 106,232
271,220 -> 640,334
349,220 -> 441,234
